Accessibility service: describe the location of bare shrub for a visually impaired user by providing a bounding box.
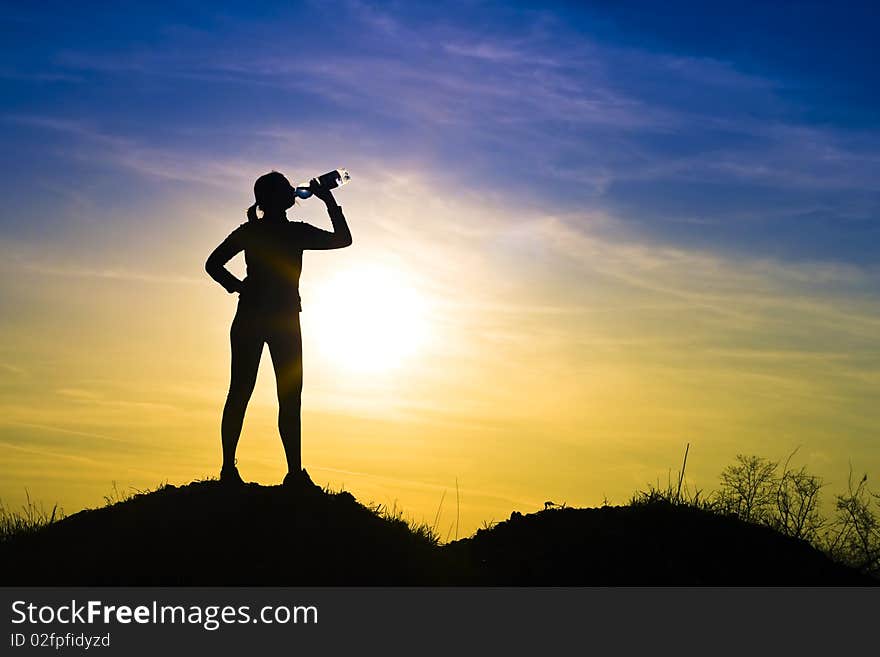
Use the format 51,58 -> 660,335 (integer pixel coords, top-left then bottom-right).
822,471 -> 880,576
770,451 -> 825,542
715,454 -> 778,524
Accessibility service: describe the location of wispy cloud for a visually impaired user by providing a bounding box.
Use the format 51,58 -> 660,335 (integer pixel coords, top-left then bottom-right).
0,439 -> 105,466
55,388 -> 178,412
0,363 -> 27,376
21,262 -> 203,285
25,4 -> 877,250
0,420 -> 129,445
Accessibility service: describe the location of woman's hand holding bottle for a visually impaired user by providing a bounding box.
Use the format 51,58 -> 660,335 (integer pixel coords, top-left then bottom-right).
294,168 -> 350,203
309,178 -> 338,207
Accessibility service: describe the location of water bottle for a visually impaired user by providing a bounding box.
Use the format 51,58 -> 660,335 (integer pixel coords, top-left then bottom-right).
295,168 -> 351,199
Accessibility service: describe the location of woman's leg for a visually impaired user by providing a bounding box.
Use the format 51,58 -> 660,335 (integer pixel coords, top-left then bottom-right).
267,314 -> 304,474
221,312 -> 264,470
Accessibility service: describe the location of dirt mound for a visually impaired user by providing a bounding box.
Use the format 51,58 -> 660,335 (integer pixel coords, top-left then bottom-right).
1,483 -> 872,585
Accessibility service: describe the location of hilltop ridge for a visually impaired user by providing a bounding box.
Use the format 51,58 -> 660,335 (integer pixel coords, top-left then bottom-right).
0,480 -> 872,585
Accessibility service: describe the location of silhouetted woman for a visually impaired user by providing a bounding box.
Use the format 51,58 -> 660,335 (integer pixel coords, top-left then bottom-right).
205,171 -> 352,487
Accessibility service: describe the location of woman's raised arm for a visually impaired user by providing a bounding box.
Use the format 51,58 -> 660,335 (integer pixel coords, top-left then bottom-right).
301,179 -> 352,250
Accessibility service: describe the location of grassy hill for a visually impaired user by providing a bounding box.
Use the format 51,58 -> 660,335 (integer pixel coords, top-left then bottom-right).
0,480 -> 873,585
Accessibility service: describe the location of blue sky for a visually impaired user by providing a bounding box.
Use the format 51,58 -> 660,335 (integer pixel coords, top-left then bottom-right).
2,0 -> 878,262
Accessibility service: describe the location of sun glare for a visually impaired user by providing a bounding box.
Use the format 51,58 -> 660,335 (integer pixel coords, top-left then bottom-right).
305,266 -> 430,373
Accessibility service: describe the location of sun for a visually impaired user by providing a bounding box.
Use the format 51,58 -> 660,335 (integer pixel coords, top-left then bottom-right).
305,266 -> 430,373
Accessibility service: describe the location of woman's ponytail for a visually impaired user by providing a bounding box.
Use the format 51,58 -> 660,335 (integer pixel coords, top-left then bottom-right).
246,203 -> 259,222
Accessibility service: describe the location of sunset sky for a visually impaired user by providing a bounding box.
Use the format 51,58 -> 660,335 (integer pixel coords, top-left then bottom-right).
1,1 -> 878,537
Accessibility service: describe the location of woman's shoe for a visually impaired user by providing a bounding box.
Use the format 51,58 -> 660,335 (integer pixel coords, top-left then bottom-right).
282,468 -> 320,493
220,465 -> 246,485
